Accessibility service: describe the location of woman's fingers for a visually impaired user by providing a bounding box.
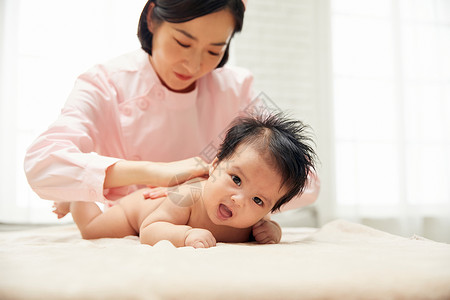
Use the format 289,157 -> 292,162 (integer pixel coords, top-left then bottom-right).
143,187 -> 168,199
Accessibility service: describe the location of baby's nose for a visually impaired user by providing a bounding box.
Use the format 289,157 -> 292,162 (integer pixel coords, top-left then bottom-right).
230,194 -> 244,207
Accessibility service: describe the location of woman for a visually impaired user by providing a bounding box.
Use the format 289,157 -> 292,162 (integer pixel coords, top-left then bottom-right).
24,0 -> 319,213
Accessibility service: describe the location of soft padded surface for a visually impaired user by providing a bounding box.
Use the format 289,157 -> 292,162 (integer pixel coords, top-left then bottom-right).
1,220 -> 449,299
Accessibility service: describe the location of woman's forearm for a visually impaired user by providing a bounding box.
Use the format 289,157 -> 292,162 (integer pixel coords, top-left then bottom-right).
103,157 -> 209,189
104,160 -> 153,189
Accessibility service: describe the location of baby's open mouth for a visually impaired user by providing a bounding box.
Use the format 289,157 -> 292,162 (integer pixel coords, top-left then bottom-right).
218,204 -> 233,219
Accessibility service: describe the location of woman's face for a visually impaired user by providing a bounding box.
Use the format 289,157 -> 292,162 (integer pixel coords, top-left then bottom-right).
148,8 -> 235,93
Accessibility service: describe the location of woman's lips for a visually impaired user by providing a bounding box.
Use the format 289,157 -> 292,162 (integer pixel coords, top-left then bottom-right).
218,204 -> 233,220
174,72 -> 193,81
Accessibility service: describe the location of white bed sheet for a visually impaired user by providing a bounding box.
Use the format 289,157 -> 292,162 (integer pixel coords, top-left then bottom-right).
1,219 -> 449,299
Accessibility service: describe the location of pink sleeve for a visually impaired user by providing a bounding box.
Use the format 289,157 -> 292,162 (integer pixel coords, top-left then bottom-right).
24,69 -> 122,203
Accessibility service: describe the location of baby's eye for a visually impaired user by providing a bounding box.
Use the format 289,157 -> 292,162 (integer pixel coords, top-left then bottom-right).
231,175 -> 241,186
253,197 -> 263,206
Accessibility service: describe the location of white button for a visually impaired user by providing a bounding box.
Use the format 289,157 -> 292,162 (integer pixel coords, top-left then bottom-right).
137,99 -> 149,110
121,105 -> 132,116
155,88 -> 165,100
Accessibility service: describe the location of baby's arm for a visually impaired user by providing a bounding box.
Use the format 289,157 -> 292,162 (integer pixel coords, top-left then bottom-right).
140,221 -> 191,247
252,216 -> 282,244
139,200 -> 216,248
140,222 -> 215,248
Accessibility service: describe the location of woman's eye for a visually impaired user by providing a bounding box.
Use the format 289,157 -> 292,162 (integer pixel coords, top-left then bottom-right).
253,197 -> 263,206
175,39 -> 190,48
208,51 -> 220,56
231,175 -> 241,186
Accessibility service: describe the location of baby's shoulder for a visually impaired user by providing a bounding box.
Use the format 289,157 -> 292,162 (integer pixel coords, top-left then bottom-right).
138,193 -> 192,228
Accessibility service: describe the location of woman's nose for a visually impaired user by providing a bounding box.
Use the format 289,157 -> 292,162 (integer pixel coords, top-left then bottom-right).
183,51 -> 201,74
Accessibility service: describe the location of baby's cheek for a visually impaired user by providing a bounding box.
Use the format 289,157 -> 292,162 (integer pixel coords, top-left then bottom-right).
241,215 -> 264,228
201,181 -> 213,200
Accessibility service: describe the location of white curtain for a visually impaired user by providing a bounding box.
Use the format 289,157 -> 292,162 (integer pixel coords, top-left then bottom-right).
332,0 -> 450,242
0,0 -> 147,223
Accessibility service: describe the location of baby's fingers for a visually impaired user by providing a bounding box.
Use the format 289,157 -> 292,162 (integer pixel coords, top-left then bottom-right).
252,219 -> 265,229
207,236 -> 217,248
254,232 -> 275,244
253,230 -> 268,242
194,237 -> 216,249
193,241 -> 206,248
259,238 -> 276,244
252,222 -> 268,237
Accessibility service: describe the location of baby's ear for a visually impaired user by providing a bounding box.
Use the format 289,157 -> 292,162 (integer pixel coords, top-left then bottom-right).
209,157 -> 219,176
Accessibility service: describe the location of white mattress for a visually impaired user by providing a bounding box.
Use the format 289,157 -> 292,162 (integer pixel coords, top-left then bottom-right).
1,219 -> 449,299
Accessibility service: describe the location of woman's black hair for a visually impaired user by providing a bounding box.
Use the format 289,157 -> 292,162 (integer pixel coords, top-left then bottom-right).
137,0 -> 245,68
216,113 -> 317,212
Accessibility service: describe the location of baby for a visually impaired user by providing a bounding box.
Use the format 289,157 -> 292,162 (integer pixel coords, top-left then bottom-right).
59,114 -> 316,248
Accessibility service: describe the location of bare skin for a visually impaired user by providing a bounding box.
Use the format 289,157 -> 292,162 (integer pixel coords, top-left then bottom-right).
58,145 -> 284,248
53,202 -> 70,219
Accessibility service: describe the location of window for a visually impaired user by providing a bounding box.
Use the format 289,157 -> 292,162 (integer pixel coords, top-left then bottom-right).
332,0 -> 450,240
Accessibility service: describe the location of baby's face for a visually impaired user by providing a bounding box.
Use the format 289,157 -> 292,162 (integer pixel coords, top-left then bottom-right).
202,144 -> 287,228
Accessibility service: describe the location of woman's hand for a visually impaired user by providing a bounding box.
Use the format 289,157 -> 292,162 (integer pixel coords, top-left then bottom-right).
154,156 -> 210,187
184,228 -> 216,248
144,177 -> 205,208
252,219 -> 282,244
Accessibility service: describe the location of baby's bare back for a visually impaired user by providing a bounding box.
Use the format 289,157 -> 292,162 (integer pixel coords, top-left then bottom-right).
118,188 -> 166,232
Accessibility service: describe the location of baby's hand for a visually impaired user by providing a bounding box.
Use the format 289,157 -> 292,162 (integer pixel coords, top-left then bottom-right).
184,228 -> 216,248
252,219 -> 282,244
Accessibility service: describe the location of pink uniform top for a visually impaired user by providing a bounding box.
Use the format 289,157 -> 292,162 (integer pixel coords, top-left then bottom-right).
24,49 -> 320,208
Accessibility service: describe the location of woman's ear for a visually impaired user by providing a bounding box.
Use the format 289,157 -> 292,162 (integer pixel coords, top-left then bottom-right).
146,2 -> 156,33
209,157 -> 219,176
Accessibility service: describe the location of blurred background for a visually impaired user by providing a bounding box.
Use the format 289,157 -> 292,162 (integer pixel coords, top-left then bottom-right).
1,0 -> 449,242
